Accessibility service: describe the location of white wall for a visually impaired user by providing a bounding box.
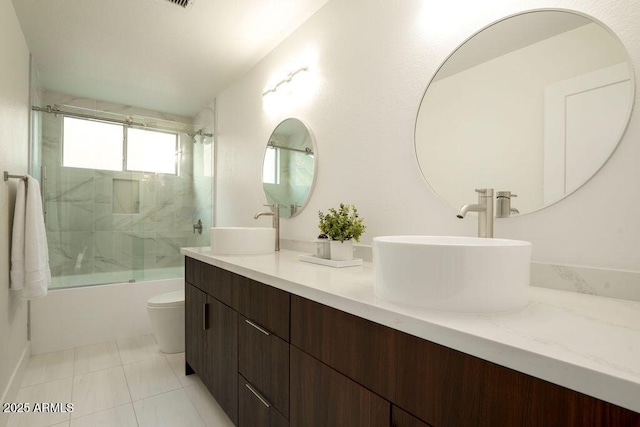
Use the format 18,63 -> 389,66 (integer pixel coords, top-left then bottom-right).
193,106 -> 215,234
0,0 -> 31,418
214,0 -> 640,273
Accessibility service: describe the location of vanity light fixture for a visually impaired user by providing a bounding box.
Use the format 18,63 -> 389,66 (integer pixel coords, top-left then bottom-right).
262,66 -> 309,96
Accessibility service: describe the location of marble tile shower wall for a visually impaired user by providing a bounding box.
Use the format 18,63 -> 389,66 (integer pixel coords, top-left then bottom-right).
41,113 -> 209,279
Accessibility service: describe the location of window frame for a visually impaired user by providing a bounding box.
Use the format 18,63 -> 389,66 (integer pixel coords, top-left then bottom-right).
124,126 -> 179,175
61,116 -> 125,172
61,116 -> 180,176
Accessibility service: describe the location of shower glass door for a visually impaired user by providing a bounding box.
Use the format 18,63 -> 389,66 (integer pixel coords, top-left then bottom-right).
37,101 -> 213,289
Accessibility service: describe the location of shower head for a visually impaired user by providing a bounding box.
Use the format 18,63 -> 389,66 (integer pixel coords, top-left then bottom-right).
190,129 -> 213,143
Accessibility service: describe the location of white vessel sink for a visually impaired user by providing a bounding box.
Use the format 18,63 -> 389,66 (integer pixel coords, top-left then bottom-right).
210,227 -> 275,255
373,236 -> 531,312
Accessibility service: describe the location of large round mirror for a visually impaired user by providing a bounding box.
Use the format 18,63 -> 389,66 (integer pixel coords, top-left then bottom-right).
262,118 -> 317,218
415,10 -> 634,215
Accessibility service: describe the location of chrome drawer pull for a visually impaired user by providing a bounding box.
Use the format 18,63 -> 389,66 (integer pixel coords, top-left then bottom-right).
245,319 -> 270,336
245,383 -> 271,408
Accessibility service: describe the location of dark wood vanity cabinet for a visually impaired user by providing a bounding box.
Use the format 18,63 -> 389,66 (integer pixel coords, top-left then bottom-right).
205,296 -> 238,422
185,260 -> 238,425
186,258 -> 290,427
185,283 -> 238,424
290,346 -> 390,427
238,314 -> 289,417
290,295 -> 640,427
392,406 -> 431,427
186,257 -> 640,427
236,271 -> 290,426
185,256 -> 235,306
237,276 -> 290,341
185,283 -> 208,379
239,374 -> 289,427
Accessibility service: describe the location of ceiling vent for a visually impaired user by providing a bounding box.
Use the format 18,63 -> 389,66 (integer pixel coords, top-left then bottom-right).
165,0 -> 195,9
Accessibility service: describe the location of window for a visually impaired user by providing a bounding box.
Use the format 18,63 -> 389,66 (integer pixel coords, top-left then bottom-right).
63,117 -> 123,171
126,128 -> 177,174
62,116 -> 178,175
262,147 -> 280,184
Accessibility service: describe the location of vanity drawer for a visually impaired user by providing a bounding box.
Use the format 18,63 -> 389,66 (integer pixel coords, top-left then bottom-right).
184,258 -> 237,308
239,314 -> 289,417
238,374 -> 289,427
237,278 -> 290,341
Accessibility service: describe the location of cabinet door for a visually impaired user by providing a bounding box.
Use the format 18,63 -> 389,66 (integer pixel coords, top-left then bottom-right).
185,283 -> 239,425
291,295 -> 394,398
185,283 -> 207,378
392,406 -> 431,427
291,295 -> 640,427
290,346 -> 389,427
239,315 -> 289,416
206,295 -> 238,425
239,375 -> 289,427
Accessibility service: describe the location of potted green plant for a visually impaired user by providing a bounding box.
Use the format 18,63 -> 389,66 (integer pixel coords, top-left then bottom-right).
318,203 -> 366,261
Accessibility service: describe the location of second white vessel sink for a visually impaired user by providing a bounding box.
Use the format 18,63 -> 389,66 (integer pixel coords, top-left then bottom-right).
373,236 -> 531,312
210,227 -> 275,255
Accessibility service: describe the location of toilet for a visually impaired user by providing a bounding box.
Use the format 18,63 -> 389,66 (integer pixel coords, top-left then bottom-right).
146,289 -> 185,354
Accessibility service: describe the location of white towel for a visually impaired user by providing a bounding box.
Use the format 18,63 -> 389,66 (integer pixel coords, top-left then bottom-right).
10,175 -> 51,299
10,179 -> 26,289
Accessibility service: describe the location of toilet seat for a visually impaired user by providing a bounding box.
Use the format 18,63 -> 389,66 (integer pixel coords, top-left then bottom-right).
147,290 -> 184,308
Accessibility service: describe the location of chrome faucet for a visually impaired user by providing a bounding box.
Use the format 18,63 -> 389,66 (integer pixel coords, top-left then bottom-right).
457,188 -> 494,238
290,204 -> 302,217
254,203 -> 280,251
192,219 -> 203,235
496,191 -> 520,218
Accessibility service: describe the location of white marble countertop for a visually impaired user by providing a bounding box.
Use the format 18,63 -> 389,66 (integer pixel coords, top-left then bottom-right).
181,247 -> 640,414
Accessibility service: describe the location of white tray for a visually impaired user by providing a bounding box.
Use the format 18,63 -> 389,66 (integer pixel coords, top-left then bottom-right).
298,254 -> 363,268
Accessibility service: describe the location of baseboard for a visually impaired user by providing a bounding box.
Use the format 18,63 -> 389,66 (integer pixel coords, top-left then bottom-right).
0,342 -> 30,427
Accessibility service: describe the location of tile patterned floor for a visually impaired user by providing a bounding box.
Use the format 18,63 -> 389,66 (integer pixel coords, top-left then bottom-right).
7,335 -> 235,427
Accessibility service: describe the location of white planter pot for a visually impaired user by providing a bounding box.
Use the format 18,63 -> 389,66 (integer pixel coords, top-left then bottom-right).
329,240 -> 353,261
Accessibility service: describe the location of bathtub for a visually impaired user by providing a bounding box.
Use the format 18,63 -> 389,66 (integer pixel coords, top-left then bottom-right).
30,275 -> 184,355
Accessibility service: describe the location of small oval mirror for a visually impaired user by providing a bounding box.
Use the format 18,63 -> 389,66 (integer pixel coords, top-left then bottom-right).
415,10 -> 634,215
262,118 -> 317,218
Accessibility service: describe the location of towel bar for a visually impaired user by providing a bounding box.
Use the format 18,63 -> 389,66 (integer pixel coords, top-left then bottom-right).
3,171 -> 27,181
4,170 -> 47,222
